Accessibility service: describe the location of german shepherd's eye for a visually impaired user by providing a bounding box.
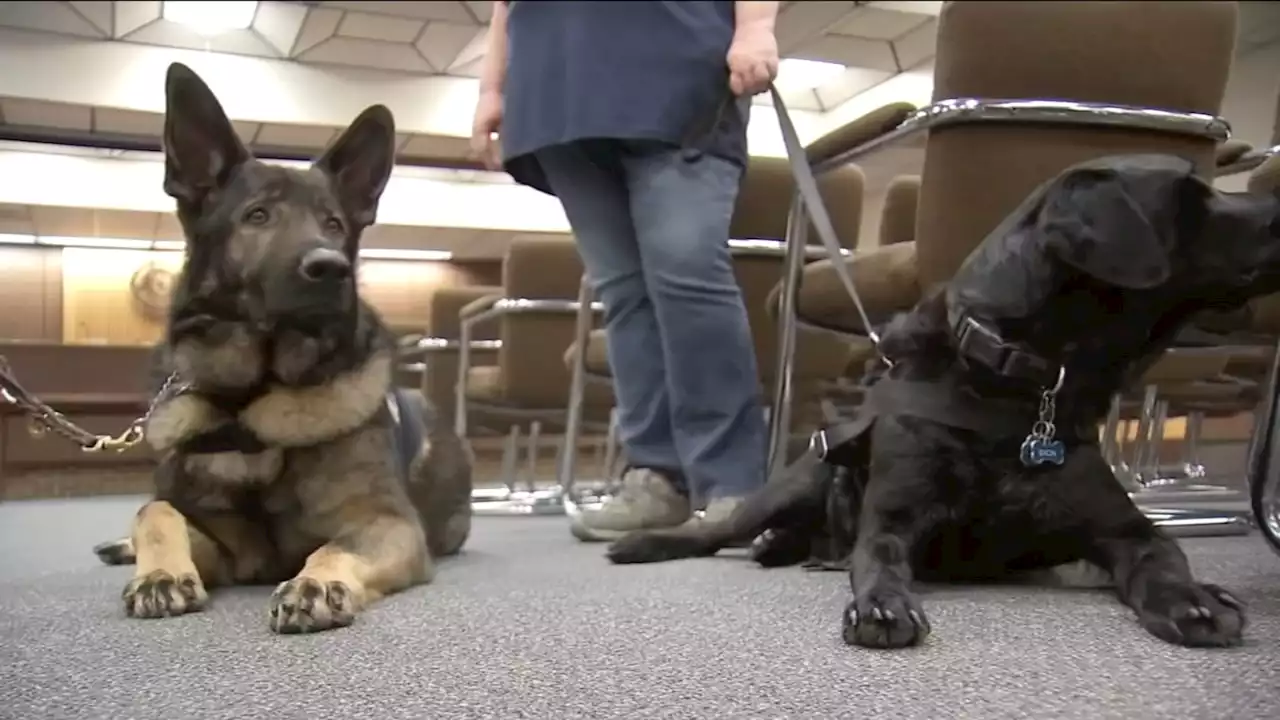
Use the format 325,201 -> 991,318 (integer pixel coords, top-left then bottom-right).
243,206 -> 270,225
324,217 -> 345,234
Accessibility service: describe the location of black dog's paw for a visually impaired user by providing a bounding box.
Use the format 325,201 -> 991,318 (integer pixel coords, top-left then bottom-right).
748,529 -> 810,568
123,569 -> 208,619
606,532 -> 708,564
842,588 -> 931,649
268,577 -> 358,634
1138,582 -> 1245,648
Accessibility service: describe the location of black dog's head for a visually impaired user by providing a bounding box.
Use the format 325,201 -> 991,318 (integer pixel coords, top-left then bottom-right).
160,62 -> 396,388
891,154 -> 1280,411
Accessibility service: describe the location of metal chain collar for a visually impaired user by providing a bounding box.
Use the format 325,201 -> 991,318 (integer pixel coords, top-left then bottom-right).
0,355 -> 187,453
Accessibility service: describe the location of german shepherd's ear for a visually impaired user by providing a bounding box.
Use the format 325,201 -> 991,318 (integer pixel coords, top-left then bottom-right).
1038,157 -> 1203,290
315,105 -> 397,230
162,63 -> 251,207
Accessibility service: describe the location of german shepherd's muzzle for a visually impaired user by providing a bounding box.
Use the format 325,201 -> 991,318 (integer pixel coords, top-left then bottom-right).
607,153 -> 1280,650
96,63 -> 473,634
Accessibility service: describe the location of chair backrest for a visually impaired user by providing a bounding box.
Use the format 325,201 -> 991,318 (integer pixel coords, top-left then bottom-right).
498,236 -> 588,409
915,0 -> 1238,292
423,285 -> 500,424
877,174 -> 920,247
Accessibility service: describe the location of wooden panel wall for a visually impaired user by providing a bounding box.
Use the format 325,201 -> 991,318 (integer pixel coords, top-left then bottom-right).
0,246 -> 63,342
54,248 -> 504,345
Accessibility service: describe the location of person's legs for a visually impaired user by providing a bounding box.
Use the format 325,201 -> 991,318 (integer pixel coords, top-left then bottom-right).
621,141 -> 768,517
534,141 -> 692,540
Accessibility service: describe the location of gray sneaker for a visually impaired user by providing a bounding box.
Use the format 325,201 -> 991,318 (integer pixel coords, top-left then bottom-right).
570,468 -> 691,542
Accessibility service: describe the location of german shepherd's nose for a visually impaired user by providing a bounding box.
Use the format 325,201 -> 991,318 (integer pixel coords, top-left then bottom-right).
299,248 -> 352,283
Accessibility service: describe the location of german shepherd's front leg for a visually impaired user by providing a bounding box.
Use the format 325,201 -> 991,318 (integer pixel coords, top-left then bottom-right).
122,501 -> 213,618
269,510 -> 430,634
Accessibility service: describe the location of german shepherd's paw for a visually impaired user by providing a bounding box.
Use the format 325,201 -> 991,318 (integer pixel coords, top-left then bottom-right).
842,587 -> 931,649
1137,581 -> 1246,648
122,569 -> 208,619
268,577 -> 357,634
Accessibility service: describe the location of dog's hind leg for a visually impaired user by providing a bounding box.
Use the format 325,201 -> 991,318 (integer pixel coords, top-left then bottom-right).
605,450 -> 829,564
1075,456 -> 1245,647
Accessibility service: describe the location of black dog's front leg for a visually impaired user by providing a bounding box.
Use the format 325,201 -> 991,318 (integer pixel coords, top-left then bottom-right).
842,476 -> 932,649
1092,515 -> 1245,648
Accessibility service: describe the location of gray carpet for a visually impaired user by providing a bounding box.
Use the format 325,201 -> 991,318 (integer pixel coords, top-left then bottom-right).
1,496 -> 1278,720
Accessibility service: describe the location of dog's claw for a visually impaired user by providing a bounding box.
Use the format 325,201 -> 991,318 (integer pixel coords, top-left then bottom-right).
1137,581 -> 1245,648
842,590 -> 930,650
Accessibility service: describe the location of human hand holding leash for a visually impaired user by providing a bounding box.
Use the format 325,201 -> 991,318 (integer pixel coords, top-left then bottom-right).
470,89 -> 504,171
726,20 -> 778,96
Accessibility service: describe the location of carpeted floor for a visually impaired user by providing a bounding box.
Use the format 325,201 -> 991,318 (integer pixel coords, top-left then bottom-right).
1,496 -> 1278,720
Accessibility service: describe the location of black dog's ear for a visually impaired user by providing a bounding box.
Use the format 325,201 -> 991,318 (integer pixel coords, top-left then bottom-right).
162,63 -> 251,206
1038,160 -> 1198,289
315,105 -> 397,230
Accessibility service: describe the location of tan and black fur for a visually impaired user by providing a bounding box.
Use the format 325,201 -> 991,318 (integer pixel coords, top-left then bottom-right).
92,63 -> 473,634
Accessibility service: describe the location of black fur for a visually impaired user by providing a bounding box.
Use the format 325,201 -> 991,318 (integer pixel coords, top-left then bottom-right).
606,154 -> 1280,650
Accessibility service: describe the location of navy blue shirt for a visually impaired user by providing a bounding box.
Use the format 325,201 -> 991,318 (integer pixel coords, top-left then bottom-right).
501,0 -> 751,194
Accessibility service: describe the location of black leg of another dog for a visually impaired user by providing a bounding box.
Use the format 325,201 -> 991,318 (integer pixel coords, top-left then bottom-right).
841,478 -> 933,649
1081,462 -> 1246,647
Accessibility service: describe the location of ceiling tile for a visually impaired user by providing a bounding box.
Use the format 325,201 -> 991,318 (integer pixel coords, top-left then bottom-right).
255,123 -> 339,149
867,1 -> 943,17
232,121 -> 263,144
394,134 -> 411,153
252,1 -> 310,56
125,21 -> 279,57
416,22 -> 484,73
829,7 -> 930,41
447,27 -> 488,72
94,107 -> 164,136
292,6 -> 342,56
815,68 -> 894,110
1,99 -> 93,131
0,1 -> 110,38
774,1 -> 859,54
299,36 -> 433,73
449,55 -> 485,78
465,1 -> 493,24
400,135 -> 472,160
793,34 -> 897,72
892,17 -> 937,70
323,1 -> 475,24
338,11 -> 424,43
113,0 -> 161,38
68,1 -> 113,36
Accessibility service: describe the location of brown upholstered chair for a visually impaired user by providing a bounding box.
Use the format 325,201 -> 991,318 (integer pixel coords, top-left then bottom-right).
416,285 -> 501,430
455,235 -> 614,437
764,1 -> 1238,478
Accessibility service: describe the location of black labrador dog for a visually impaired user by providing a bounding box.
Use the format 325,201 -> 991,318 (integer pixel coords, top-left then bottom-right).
607,154 -> 1280,650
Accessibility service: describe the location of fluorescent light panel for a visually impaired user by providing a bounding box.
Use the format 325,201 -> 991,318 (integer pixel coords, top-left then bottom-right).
774,58 -> 849,94
162,1 -> 259,35
0,233 -> 454,261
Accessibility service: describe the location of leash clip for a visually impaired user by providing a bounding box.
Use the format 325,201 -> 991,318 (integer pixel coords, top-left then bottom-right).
808,428 -> 831,461
1020,366 -> 1067,468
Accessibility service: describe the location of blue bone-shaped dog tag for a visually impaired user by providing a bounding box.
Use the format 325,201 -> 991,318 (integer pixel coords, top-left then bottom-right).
1020,436 -> 1066,467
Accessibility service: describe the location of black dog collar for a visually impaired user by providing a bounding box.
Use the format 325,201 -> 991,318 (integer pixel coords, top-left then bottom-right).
951,311 -> 1058,388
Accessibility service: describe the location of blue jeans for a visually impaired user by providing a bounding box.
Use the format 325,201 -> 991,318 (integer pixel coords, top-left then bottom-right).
535,139 -> 766,504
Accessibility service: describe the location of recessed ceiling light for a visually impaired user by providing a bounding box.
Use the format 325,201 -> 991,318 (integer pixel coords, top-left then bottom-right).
162,1 -> 259,36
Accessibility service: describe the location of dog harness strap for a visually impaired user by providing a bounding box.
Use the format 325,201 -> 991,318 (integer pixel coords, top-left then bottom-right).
868,377 -> 1036,435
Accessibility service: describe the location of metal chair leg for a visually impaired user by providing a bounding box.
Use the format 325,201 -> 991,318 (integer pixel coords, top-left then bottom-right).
1250,337 -> 1280,556
1101,394 -> 1124,472
499,425 -> 521,491
524,420 -> 543,492
557,277 -> 596,509
1182,411 -> 1206,480
1129,385 -> 1160,487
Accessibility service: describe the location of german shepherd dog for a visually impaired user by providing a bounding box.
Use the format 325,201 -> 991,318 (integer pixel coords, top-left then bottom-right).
608,154 -> 1280,649
90,63 -> 474,634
